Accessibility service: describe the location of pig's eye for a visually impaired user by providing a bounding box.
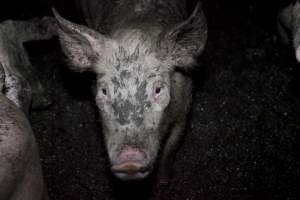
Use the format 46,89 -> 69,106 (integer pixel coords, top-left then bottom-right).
153,80 -> 164,98
98,82 -> 109,97
155,87 -> 161,95
102,88 -> 107,96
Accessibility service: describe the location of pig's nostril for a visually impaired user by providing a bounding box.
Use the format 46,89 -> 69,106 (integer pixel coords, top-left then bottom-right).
111,147 -> 150,180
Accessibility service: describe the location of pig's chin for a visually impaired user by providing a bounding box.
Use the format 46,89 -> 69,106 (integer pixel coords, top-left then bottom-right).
112,168 -> 152,181
110,161 -> 153,180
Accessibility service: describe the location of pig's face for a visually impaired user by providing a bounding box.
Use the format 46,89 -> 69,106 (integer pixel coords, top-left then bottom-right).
53,2 -> 207,180
94,48 -> 171,179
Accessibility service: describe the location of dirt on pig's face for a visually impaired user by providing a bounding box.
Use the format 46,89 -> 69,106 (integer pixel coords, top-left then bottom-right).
95,45 -> 172,180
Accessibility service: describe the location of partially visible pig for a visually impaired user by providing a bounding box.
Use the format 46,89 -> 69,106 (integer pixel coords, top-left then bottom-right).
0,17 -> 56,112
0,17 -> 56,200
54,0 -> 207,181
278,0 -> 300,62
0,63 -> 47,200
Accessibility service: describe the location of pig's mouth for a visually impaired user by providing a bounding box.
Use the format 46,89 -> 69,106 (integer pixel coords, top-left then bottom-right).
111,162 -> 152,180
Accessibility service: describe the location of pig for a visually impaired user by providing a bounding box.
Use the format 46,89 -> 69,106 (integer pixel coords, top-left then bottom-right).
0,63 -> 47,200
0,17 -> 56,199
0,17 -> 56,112
53,0 -> 207,181
278,0 -> 300,62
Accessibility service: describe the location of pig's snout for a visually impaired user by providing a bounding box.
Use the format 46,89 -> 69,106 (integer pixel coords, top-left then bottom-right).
111,147 -> 151,180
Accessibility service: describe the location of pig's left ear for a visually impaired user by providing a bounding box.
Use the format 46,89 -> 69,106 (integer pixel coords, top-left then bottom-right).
53,8 -> 113,72
157,2 -> 207,68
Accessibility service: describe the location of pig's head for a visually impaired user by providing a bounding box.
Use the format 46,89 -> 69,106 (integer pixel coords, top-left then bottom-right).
53,3 -> 207,180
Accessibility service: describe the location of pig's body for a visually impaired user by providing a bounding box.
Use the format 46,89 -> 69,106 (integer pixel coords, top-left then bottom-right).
0,17 -> 56,112
75,0 -> 187,31
55,0 -> 207,181
0,93 -> 47,200
278,0 -> 300,62
0,18 -> 56,199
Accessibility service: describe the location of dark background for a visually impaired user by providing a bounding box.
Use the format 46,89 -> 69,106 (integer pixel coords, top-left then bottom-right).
1,0 -> 300,199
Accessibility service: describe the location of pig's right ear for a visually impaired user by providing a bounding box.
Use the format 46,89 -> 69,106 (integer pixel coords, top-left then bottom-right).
53,8 -> 112,72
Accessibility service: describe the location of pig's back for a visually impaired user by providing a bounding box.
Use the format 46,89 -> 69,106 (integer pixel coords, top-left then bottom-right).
75,0 -> 187,33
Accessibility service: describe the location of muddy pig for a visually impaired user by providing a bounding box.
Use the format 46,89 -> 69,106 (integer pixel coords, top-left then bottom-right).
278,0 -> 300,62
54,0 -> 207,181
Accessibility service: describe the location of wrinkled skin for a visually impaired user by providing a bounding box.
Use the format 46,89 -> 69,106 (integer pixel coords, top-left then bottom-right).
0,18 -> 56,200
278,0 -> 300,62
54,0 -> 207,181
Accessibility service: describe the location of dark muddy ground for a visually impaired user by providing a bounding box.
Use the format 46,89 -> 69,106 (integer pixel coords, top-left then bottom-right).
2,0 -> 300,199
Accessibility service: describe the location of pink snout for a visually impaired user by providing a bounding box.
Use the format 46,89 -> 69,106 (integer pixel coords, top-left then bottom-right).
111,147 -> 151,180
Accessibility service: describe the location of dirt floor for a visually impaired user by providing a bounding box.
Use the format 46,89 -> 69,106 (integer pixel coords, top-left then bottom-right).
10,0 -> 300,199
